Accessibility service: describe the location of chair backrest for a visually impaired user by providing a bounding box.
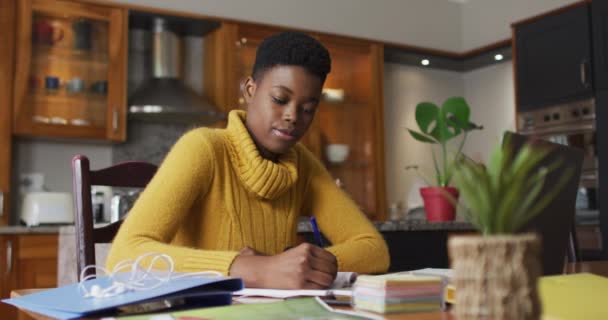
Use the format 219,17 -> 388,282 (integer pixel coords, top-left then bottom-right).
72,154 -> 157,280
504,131 -> 584,275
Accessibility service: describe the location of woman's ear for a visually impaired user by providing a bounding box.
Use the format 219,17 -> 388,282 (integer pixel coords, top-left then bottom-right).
242,77 -> 256,104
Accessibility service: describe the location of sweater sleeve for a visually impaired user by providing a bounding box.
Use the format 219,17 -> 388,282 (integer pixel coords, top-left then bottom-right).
106,130 -> 239,275
300,147 -> 390,274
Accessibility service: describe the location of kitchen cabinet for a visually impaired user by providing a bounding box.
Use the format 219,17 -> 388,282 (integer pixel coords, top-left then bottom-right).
513,3 -> 593,112
0,0 -> 16,226
595,89 -> 608,258
206,23 -> 387,219
314,34 -> 386,220
592,0 -> 608,89
576,225 -> 603,258
0,235 -> 18,318
0,234 -> 58,320
13,0 -> 128,141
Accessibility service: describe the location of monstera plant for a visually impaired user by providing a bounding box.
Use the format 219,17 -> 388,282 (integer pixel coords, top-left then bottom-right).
407,96 -> 482,221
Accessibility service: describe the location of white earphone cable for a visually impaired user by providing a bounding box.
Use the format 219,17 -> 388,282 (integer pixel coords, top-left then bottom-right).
78,252 -> 222,299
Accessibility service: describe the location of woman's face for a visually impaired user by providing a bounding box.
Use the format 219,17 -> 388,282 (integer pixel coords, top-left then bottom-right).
244,65 -> 323,160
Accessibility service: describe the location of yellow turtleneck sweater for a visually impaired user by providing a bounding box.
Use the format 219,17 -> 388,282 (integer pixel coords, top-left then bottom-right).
107,110 -> 390,275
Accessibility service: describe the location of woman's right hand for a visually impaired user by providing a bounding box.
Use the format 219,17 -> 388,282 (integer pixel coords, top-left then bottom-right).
229,243 -> 337,289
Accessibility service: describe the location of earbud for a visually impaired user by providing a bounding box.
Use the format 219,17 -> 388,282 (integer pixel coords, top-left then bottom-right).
89,284 -> 102,297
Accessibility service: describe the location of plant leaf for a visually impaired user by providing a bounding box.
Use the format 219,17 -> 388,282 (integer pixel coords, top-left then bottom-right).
408,129 -> 437,143
447,116 -> 483,132
415,102 -> 441,140
441,97 -> 471,140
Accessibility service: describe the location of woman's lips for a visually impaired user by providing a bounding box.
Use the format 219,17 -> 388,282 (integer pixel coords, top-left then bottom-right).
272,128 -> 297,140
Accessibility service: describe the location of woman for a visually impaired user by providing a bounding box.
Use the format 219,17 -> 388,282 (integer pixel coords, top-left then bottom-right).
107,32 -> 390,289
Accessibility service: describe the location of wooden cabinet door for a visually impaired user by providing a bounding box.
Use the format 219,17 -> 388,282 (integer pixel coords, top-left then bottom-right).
0,0 -> 16,226
0,235 -> 18,319
13,0 -> 127,141
514,4 -> 593,111
16,235 -> 58,290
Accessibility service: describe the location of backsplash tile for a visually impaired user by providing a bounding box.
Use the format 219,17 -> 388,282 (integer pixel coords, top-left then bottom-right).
112,120 -> 196,165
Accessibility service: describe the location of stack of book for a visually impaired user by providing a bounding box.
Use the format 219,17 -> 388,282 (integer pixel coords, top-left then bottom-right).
352,274 -> 444,314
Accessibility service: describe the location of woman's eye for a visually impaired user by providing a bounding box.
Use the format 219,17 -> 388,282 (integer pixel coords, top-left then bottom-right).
272,96 -> 288,105
303,108 -> 316,115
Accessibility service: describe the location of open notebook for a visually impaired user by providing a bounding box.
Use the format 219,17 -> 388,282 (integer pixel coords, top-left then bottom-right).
234,271 -> 357,299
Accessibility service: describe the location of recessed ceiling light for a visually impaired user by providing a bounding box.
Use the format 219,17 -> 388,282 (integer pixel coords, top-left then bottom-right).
494,54 -> 504,61
421,59 -> 430,66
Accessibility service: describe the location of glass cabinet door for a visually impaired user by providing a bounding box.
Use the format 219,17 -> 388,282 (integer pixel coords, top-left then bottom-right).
316,36 -> 385,218
13,0 -> 126,141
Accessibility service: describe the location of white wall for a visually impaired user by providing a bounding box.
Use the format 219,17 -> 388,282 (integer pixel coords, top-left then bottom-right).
382,61 -> 515,210
460,0 -> 578,51
13,139 -> 113,193
383,63 -> 464,210
113,0 -> 463,51
116,0 -> 580,52
461,61 -> 516,162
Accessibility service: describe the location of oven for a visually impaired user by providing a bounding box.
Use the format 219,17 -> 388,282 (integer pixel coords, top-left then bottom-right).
517,98 -> 597,211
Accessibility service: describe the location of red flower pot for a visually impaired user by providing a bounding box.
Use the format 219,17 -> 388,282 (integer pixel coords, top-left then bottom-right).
420,187 -> 459,221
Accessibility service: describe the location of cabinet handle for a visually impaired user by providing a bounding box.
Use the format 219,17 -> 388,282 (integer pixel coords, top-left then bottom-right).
6,240 -> 12,275
580,60 -> 590,88
0,191 -> 3,217
112,110 -> 118,132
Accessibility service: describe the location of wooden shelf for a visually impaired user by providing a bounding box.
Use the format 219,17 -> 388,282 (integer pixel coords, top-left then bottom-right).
15,121 -> 106,140
27,91 -> 107,104
32,45 -> 109,63
325,160 -> 370,169
320,101 -> 371,108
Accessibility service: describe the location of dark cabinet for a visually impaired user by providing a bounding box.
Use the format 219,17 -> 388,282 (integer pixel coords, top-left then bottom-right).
514,4 -> 593,111
593,0 -> 608,89
594,89 -> 608,258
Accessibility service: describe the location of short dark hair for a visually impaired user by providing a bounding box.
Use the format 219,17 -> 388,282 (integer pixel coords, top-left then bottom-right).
251,31 -> 331,83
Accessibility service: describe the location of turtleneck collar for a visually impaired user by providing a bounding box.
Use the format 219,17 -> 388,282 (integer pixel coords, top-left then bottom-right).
225,110 -> 299,200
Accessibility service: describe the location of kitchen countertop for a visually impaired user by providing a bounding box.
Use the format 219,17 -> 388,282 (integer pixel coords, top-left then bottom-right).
2,219 -> 476,235
0,225 -> 64,235
298,219 -> 475,232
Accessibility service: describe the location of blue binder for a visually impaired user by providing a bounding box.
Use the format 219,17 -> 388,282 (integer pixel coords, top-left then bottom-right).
2,275 -> 243,319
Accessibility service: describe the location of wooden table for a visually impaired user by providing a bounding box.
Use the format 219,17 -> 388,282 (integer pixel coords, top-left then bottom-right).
11,261 -> 608,320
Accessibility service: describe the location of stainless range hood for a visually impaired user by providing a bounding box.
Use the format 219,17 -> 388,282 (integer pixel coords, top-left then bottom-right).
128,18 -> 226,124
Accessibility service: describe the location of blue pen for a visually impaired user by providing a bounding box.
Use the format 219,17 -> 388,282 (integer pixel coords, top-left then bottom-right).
310,216 -> 325,247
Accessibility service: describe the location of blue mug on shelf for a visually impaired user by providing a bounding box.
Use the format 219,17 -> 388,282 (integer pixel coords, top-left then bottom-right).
45,76 -> 60,93
90,80 -> 108,94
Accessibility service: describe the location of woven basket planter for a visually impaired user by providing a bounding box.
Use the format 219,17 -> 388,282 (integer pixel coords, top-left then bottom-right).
448,233 -> 542,320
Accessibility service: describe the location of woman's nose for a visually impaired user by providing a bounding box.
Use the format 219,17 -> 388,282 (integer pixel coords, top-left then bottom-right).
283,104 -> 297,123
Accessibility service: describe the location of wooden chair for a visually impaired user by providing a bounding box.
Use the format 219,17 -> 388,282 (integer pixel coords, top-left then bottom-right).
71,154 -> 157,280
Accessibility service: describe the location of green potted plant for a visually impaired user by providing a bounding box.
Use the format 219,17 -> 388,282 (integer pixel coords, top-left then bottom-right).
407,96 -> 482,221
448,136 -> 574,320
